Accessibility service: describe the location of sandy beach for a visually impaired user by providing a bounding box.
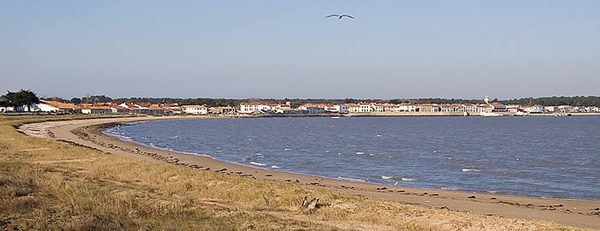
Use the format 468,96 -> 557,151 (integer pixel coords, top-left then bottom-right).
19,115 -> 600,230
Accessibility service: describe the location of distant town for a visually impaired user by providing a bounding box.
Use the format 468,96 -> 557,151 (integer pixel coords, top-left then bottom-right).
1,90 -> 599,117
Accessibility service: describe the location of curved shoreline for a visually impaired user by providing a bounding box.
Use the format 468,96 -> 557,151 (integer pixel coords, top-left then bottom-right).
19,116 -> 600,229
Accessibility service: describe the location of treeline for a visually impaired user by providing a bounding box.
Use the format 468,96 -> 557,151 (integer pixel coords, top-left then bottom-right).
31,94 -> 600,107
117,98 -> 347,108
501,96 -> 600,107
113,97 -> 243,107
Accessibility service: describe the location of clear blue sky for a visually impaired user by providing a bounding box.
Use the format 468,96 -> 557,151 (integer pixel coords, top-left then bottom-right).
2,0 -> 599,100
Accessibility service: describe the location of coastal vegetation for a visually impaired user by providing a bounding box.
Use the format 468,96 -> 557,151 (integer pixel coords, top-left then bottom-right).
0,114 -> 591,230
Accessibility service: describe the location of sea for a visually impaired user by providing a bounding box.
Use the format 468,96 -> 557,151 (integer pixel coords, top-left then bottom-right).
104,116 -> 600,200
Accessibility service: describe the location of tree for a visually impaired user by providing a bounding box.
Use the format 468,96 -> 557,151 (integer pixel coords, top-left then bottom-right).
70,97 -> 82,105
81,95 -> 113,104
4,89 -> 40,112
42,96 -> 69,103
0,96 -> 8,107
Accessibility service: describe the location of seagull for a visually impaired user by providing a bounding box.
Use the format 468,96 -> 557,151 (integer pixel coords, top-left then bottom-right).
326,14 -> 354,20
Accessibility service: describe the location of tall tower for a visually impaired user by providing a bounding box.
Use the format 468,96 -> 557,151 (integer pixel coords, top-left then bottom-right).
484,96 -> 490,104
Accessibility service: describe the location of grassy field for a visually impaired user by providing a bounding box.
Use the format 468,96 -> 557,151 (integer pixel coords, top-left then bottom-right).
0,115 -> 589,230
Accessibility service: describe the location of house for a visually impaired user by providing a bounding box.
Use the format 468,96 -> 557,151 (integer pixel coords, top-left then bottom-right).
573,106 -> 586,113
119,103 -> 150,114
544,106 -> 557,112
276,103 -> 297,114
439,104 -> 460,112
306,106 -> 325,114
357,102 -> 373,113
136,104 -> 151,114
36,100 -> 77,113
490,102 -> 508,112
400,103 -> 420,112
267,103 -> 280,113
169,106 -> 183,114
274,103 -> 295,114
208,106 -> 236,114
463,103 -> 478,112
111,105 -> 130,114
456,104 -> 468,112
148,104 -> 169,115
506,104 -> 521,113
326,104 -> 349,114
80,105 -> 112,114
557,105 -> 575,113
372,103 -> 385,112
417,103 -> 435,112
382,103 -> 397,112
524,105 -> 544,114
341,102 -> 372,113
181,105 -> 208,115
346,103 -> 360,113
239,102 -> 271,114
476,104 -> 494,113
298,103 -> 326,114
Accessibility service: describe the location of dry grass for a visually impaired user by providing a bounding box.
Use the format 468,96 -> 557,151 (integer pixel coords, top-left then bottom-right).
0,115 -> 591,231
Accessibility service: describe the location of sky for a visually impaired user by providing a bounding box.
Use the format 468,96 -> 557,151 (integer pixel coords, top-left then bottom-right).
1,1 -> 599,100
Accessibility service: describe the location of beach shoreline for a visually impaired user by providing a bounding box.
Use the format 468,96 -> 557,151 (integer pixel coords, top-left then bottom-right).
19,115 -> 600,229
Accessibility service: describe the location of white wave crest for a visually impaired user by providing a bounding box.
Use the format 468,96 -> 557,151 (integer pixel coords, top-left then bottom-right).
337,176 -> 367,182
381,175 -> 394,180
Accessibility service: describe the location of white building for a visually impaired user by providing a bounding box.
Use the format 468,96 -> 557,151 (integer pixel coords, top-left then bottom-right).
35,100 -> 77,113
397,104 -> 418,112
544,106 -> 557,112
298,104 -> 326,114
524,105 -> 544,113
476,104 -> 494,113
372,104 -> 385,112
557,105 -> 575,113
506,104 -> 521,113
358,103 -> 373,113
239,103 -> 271,114
36,103 -> 59,112
463,104 -> 478,112
181,105 -> 208,115
329,104 -> 349,114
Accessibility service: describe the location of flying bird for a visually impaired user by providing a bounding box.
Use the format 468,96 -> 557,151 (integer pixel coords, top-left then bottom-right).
326,14 -> 354,20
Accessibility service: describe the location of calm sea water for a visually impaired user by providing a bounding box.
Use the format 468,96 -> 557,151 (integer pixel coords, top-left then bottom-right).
104,116 -> 600,200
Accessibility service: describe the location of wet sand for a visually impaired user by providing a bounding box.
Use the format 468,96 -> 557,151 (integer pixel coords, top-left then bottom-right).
19,116 -> 600,229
